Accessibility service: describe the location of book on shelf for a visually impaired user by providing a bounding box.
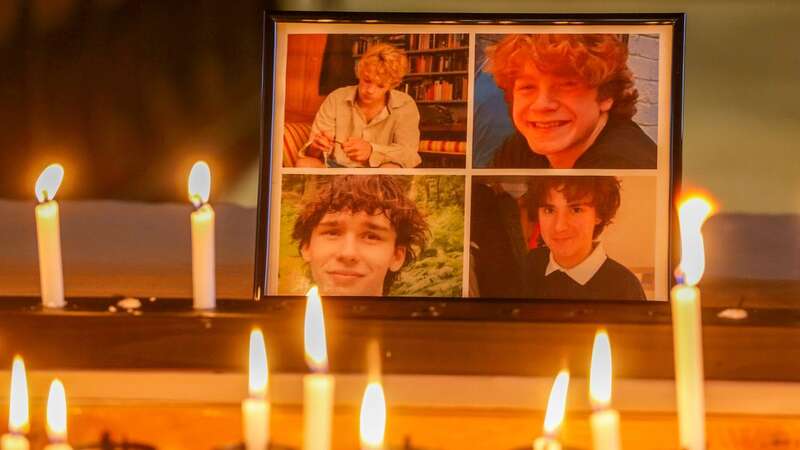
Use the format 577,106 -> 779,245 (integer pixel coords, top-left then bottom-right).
408,33 -> 468,51
409,53 -> 467,73
354,33 -> 469,55
352,34 -> 408,55
401,77 -> 468,102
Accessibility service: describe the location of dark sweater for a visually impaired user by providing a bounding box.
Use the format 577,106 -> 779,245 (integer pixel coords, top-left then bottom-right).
492,116 -> 657,169
524,247 -> 646,301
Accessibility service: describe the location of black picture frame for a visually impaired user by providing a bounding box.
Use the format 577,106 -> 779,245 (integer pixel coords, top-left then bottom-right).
254,10 -> 685,303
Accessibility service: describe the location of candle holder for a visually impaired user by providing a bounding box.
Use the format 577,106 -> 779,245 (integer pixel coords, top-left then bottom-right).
73,431 -> 156,449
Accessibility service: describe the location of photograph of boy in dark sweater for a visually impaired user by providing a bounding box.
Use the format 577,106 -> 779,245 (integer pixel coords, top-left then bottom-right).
524,176 -> 646,300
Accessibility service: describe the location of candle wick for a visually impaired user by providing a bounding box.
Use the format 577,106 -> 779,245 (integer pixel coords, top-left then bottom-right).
310,363 -> 329,374
674,267 -> 686,285
190,195 -> 204,209
39,189 -> 51,203
591,403 -> 607,413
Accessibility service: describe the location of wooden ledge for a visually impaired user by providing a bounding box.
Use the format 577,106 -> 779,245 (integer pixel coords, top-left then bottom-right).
0,296 -> 798,381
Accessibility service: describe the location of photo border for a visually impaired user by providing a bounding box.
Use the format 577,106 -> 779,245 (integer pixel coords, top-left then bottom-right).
254,10 -> 685,302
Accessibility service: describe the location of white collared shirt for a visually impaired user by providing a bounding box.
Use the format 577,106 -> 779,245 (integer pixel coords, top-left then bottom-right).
545,243 -> 608,286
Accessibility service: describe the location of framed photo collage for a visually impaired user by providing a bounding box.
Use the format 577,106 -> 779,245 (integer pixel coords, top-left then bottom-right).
255,12 -> 684,302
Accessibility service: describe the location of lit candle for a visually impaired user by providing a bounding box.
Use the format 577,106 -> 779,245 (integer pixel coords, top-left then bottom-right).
242,328 -> 270,450
34,164 -> 65,308
44,379 -> 73,450
671,196 -> 714,450
533,370 -> 569,450
359,382 -> 386,450
589,330 -> 621,450
188,161 -> 215,310
1,356 -> 29,450
303,286 -> 334,450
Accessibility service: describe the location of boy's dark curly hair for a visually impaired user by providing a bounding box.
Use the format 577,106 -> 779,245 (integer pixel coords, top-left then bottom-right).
527,176 -> 621,239
292,175 -> 429,293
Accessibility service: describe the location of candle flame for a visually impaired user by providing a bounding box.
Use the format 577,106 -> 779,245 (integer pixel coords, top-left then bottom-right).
35,164 -> 64,202
46,379 -> 67,441
543,370 -> 570,435
589,330 -> 612,408
248,328 -> 269,398
304,286 -> 329,371
677,196 -> 715,286
359,382 -> 387,448
8,355 -> 29,433
187,161 -> 211,207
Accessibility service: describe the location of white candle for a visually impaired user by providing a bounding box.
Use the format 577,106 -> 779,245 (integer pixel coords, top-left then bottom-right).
672,284 -> 704,450
359,382 -> 386,450
532,437 -> 560,450
1,356 -> 29,450
303,286 -> 334,450
44,379 -> 73,450
188,161 -> 215,309
34,164 -> 65,308
243,328 -> 270,450
672,196 -> 714,450
589,330 -> 621,450
0,435 -> 28,450
532,370 -> 569,450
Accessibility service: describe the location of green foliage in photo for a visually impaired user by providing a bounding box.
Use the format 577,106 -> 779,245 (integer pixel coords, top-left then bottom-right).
277,175 -> 464,297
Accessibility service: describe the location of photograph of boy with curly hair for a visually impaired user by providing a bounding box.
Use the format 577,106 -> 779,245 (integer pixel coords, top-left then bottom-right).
470,175 -> 654,300
279,175 -> 464,297
296,42 -> 422,168
475,34 -> 657,169
524,176 -> 646,300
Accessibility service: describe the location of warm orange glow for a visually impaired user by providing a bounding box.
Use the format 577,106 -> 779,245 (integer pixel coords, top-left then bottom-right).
187,161 -> 211,207
46,379 -> 67,441
543,370 -> 570,435
677,195 -> 715,285
590,330 -> 612,408
8,356 -> 29,433
304,286 -> 329,371
34,164 -> 64,203
367,339 -> 382,383
248,328 -> 269,398
359,382 -> 387,448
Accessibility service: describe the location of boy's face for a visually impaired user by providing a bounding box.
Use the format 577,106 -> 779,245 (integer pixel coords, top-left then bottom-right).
512,62 -> 613,163
538,187 -> 601,269
301,210 -> 406,296
357,68 -> 391,108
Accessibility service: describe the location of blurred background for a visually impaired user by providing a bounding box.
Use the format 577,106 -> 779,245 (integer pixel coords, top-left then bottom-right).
0,0 -> 263,206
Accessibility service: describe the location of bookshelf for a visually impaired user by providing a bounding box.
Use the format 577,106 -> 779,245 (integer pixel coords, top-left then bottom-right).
353,34 -> 469,105
353,33 -> 469,166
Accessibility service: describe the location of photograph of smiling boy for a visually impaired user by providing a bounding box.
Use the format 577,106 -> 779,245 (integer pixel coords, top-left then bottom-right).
524,176 -> 646,300
278,174 -> 465,297
470,175 -> 655,299
473,34 -> 657,169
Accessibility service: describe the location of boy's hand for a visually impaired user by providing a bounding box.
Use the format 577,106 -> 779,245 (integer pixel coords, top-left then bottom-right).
309,130 -> 335,155
343,137 -> 372,162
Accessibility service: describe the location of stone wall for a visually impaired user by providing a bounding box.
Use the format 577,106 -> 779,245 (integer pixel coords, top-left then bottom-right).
628,34 -> 659,142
